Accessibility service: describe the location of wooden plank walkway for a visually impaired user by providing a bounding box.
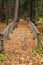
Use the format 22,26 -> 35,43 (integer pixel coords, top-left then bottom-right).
4,21 -> 36,65
4,20 -> 36,52
1,20 -> 42,65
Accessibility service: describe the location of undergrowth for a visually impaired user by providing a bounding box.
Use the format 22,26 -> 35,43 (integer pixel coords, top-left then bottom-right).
33,42 -> 43,54
0,52 -> 10,64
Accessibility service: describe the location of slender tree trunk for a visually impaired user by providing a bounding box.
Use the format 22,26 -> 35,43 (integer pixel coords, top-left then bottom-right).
34,0 -> 38,25
30,0 -> 38,24
4,0 -> 9,24
0,3 -> 5,22
30,0 -> 33,22
14,0 -> 19,22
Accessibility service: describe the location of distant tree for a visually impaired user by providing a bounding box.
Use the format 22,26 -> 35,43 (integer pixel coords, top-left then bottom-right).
30,0 -> 38,24
0,0 -> 43,23
14,0 -> 19,22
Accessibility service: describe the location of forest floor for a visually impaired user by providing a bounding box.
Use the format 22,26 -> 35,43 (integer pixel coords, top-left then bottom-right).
0,20 -> 43,65
0,22 -> 7,32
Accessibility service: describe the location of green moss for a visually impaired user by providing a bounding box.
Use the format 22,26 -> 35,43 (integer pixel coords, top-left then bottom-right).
0,54 -> 4,64
0,52 -> 10,64
33,37 -> 43,54
37,18 -> 43,24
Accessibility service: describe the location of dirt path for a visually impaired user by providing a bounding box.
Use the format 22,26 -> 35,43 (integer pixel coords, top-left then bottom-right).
2,20 -> 42,65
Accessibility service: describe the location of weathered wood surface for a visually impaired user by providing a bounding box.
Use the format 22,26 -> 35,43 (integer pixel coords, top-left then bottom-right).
0,19 -> 40,52
28,21 -> 40,45
0,21 -> 18,52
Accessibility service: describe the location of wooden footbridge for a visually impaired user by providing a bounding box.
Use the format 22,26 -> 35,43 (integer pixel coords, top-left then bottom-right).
0,18 -> 40,52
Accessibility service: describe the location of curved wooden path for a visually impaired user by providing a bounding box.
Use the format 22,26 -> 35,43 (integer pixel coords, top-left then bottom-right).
3,20 -> 41,65
4,20 -> 36,52
0,20 -> 41,65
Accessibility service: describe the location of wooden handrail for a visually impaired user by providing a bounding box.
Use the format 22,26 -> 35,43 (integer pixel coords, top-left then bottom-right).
28,21 -> 40,46
0,20 -> 40,52
0,21 -> 18,52
1,21 -> 17,37
30,22 -> 40,35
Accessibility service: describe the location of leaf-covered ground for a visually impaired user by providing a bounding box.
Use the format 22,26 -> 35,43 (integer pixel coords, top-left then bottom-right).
0,22 -> 7,32
0,20 -> 43,65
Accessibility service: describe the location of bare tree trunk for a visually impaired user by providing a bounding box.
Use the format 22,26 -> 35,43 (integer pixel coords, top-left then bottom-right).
4,0 -> 9,24
30,0 -> 38,24
34,0 -> 38,25
0,3 -> 5,22
14,0 -> 19,22
30,0 -> 33,22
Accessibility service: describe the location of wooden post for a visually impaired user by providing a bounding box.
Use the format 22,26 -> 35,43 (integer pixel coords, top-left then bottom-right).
7,28 -> 11,39
37,34 -> 40,46
0,34 -> 4,52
